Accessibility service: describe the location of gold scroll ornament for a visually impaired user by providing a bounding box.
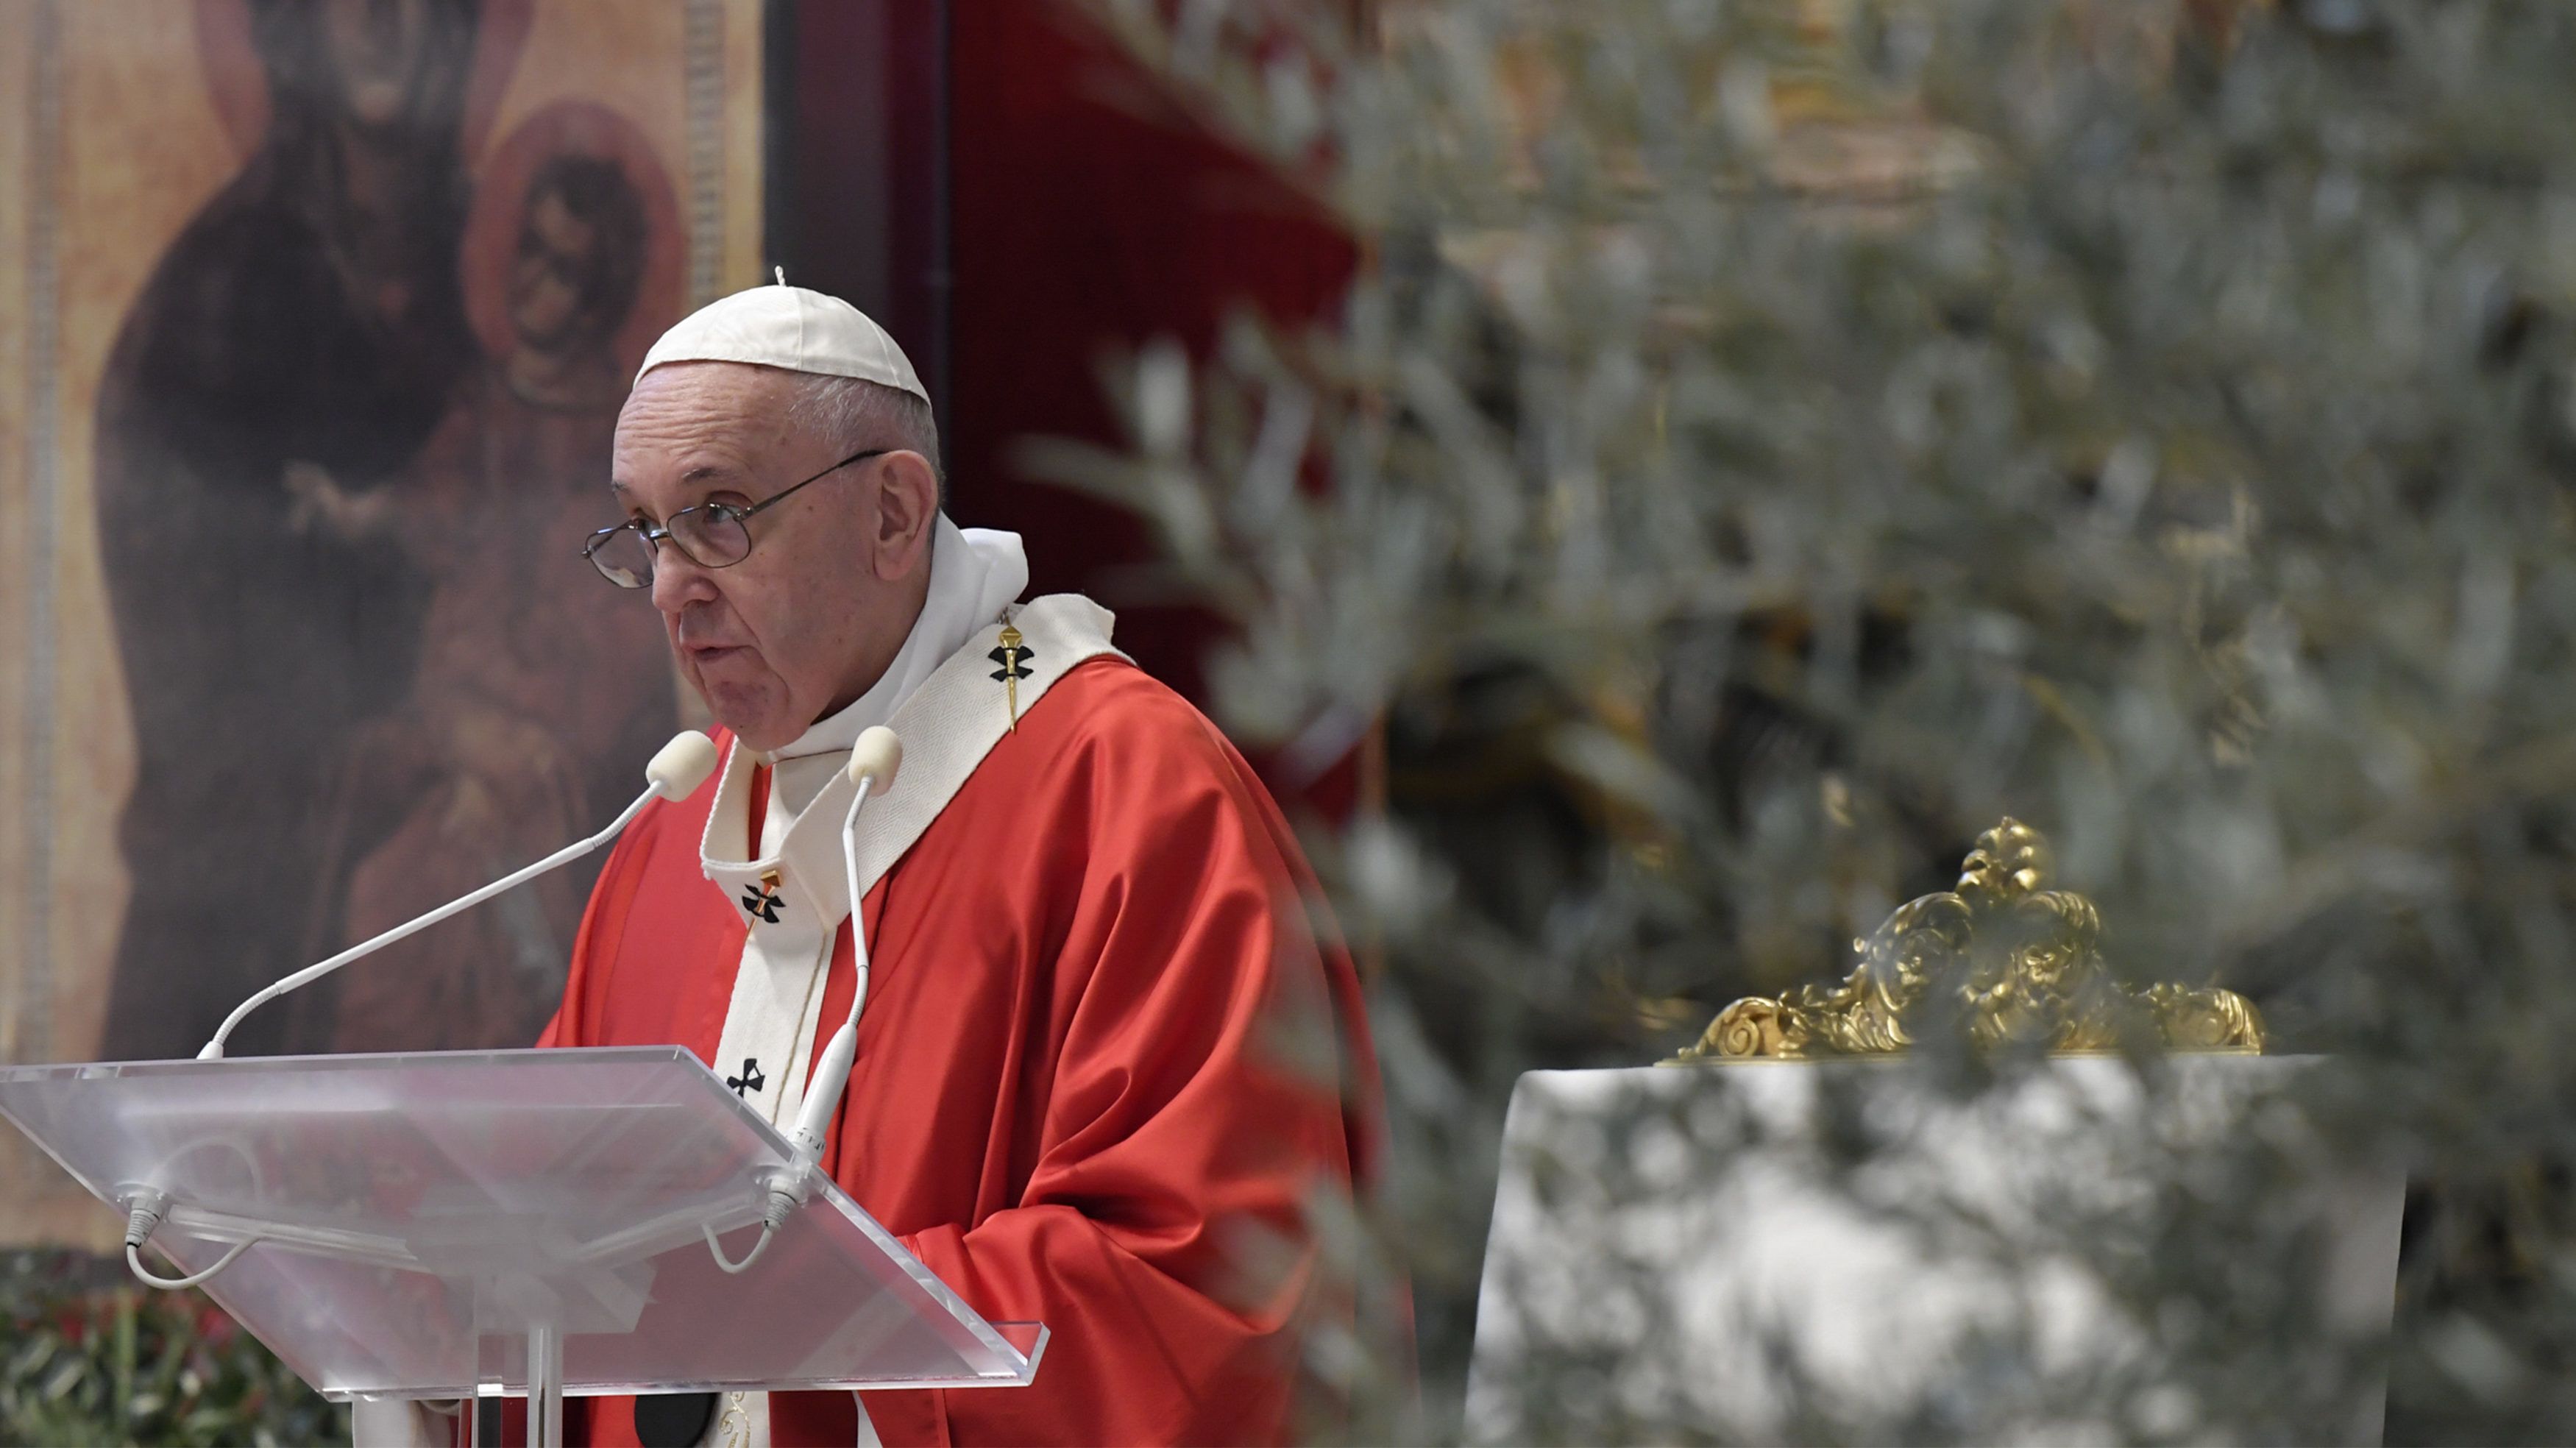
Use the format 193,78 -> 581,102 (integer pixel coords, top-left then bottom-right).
1669,818 -> 2263,1062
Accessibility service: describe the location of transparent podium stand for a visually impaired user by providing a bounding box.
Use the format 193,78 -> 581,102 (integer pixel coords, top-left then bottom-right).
0,1046 -> 1045,1445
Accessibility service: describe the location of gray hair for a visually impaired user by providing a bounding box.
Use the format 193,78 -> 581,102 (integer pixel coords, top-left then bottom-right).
787,373 -> 944,502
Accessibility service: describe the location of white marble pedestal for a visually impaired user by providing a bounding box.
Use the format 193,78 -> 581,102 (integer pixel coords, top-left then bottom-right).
1465,1056 -> 2403,1444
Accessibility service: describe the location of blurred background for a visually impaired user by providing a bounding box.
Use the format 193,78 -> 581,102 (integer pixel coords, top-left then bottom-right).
10,0 -> 2576,1441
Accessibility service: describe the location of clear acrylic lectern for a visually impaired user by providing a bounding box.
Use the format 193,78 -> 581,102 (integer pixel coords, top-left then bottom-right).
0,1046 -> 1045,1445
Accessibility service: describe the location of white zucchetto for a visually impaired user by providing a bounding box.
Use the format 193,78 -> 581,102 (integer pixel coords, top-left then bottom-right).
636,278 -> 928,402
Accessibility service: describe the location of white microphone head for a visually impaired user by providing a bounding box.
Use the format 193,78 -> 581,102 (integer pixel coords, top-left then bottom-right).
846,726 -> 903,792
646,731 -> 720,801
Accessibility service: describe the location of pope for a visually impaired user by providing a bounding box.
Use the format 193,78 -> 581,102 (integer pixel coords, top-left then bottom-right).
525,283 -> 1383,1447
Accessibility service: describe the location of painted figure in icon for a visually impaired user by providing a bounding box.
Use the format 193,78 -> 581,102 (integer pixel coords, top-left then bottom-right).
287,107 -> 683,1053
93,0 -> 492,1060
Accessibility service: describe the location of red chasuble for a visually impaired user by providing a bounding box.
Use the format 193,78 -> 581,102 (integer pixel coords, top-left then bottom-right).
538,656 -> 1384,1447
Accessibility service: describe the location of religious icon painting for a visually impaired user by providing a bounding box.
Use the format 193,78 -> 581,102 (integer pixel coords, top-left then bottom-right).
0,0 -> 765,1250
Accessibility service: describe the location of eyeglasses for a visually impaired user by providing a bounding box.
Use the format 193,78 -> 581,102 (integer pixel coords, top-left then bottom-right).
583,447 -> 890,589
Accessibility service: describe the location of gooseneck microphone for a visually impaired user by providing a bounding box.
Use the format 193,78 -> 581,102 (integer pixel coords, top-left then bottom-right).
194,731 -> 721,1062
709,725 -> 901,1276
794,724 -> 904,1159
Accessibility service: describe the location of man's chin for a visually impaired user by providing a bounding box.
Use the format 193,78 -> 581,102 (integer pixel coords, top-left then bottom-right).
692,677 -> 795,751
721,723 -> 800,753
706,704 -> 795,750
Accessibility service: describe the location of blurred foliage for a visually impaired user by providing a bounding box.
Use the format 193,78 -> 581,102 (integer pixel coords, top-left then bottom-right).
0,1249 -> 345,1446
1062,0 -> 2576,1441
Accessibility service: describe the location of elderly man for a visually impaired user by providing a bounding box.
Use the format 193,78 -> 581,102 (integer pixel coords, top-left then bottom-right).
532,283 -> 1383,1447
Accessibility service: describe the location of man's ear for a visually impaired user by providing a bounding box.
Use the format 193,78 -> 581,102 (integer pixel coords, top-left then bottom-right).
870,450 -> 940,582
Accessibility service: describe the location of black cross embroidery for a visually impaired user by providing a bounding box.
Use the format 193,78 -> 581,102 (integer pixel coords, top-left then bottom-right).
727,1058 -> 766,1097
740,882 -> 782,923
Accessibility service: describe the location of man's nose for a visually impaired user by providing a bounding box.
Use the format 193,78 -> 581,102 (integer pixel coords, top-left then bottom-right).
650,544 -> 720,614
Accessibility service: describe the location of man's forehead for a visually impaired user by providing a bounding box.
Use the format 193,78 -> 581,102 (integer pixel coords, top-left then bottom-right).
613,363 -> 805,479
608,439 -> 763,497
622,358 -> 804,417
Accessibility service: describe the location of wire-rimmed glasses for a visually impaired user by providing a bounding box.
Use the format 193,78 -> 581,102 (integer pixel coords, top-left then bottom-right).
581,447 -> 889,588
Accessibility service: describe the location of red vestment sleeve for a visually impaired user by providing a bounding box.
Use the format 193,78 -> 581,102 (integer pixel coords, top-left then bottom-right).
845,702 -> 1367,1448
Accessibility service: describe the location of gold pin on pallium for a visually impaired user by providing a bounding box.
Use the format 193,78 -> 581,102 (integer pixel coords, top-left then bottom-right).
988,622 -> 1035,731
739,867 -> 786,923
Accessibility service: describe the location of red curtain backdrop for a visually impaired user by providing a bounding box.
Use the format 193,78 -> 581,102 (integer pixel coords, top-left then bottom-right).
948,1 -> 1359,700
781,0 -> 1362,811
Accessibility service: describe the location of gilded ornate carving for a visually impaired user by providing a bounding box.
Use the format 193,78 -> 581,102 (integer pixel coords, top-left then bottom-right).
1668,818 -> 2263,1062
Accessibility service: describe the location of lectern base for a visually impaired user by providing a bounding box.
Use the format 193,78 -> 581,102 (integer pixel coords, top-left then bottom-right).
528,1324 -> 562,1448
